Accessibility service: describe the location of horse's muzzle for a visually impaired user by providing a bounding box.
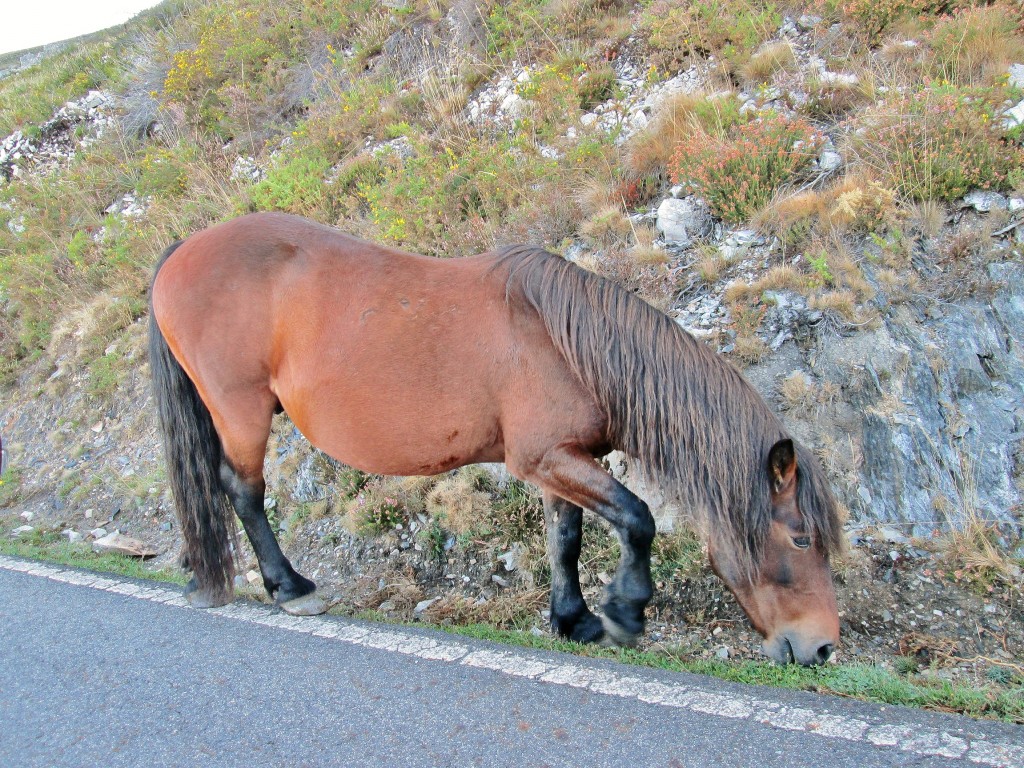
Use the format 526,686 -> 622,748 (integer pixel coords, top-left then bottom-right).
762,635 -> 835,666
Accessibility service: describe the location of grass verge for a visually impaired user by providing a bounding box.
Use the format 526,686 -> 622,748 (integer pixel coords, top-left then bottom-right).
0,525 -> 185,584
442,623 -> 1024,724
3,522 -> 1021,723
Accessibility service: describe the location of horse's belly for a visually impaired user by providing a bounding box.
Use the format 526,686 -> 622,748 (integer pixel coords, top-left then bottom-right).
278,376 -> 505,476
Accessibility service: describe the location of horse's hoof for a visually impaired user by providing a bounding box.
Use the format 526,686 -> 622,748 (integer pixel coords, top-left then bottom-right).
561,612 -> 606,644
184,588 -> 233,609
279,591 -> 329,616
600,614 -> 640,647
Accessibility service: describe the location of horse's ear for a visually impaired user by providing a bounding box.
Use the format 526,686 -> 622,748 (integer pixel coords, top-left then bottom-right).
768,439 -> 797,494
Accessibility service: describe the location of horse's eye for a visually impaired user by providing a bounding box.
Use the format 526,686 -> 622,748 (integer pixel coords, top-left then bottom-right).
793,536 -> 811,549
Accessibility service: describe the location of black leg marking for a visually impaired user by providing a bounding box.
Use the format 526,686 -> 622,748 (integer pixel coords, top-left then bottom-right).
533,447 -> 656,645
220,463 -> 316,606
544,493 -> 605,644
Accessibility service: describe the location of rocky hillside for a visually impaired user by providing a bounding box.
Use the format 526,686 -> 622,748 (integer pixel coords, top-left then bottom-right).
1,0 -> 1023,706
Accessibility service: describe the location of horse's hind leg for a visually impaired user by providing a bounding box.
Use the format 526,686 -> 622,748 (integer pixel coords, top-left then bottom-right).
213,401 -> 326,616
544,493 -> 605,643
530,446 -> 655,646
219,466 -> 324,615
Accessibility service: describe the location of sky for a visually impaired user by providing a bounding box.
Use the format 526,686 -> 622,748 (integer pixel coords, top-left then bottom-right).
1,0 -> 163,56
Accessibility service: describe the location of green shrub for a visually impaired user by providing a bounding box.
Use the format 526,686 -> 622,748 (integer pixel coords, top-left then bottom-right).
823,0 -> 964,43
249,149 -> 333,218
670,113 -> 824,223
852,90 -> 1023,202
642,0 -> 781,70
137,144 -> 192,199
359,137 -> 559,254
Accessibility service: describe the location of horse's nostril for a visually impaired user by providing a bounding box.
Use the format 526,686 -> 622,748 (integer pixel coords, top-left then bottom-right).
816,643 -> 834,664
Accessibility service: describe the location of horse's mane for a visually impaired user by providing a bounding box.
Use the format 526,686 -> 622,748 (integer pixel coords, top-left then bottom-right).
497,245 -> 843,577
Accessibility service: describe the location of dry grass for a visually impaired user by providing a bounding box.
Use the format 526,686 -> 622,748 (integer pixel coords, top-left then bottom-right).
876,267 -> 920,304
580,205 -> 633,247
941,510 -> 1019,590
755,189 -> 825,252
802,76 -> 871,120
759,264 -> 807,293
908,200 -> 946,239
732,334 -> 769,365
824,242 -> 875,301
742,42 -> 797,85
809,290 -> 864,324
778,370 -> 839,416
631,245 -> 670,266
422,588 -> 547,629
627,222 -> 670,266
575,174 -> 622,218
425,467 -> 494,536
926,3 -> 1024,88
696,253 -> 725,285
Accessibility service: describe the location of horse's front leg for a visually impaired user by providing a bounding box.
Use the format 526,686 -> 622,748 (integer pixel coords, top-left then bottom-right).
544,492 -> 606,643
531,446 -> 655,646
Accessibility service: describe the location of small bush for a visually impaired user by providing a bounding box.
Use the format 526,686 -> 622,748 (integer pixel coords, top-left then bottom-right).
802,78 -> 870,120
824,176 -> 899,233
576,63 -> 618,110
491,479 -> 544,543
827,0 -> 964,44
249,149 -> 333,218
580,205 -> 633,247
345,476 -> 434,535
359,137 -> 559,255
670,113 -> 824,223
137,144 -> 192,199
642,0 -> 781,71
926,4 -> 1024,88
851,90 -> 1023,202
625,92 -> 744,178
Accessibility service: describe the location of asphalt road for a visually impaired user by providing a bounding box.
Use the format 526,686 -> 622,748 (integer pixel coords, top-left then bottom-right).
0,557 -> 1020,768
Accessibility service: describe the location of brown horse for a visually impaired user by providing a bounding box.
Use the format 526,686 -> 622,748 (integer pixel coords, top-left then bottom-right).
150,212 -> 843,666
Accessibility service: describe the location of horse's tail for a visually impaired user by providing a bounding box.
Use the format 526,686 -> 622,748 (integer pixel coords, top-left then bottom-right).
149,241 -> 236,602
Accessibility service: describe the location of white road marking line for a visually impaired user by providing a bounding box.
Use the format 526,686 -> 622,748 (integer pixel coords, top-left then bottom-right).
2,555 -> 1021,767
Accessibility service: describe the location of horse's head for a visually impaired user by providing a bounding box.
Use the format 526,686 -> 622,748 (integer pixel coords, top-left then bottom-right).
708,439 -> 840,666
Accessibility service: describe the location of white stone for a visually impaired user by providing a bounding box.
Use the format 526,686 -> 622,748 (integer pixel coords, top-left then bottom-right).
655,197 -> 713,245
1003,99 -> 1024,130
499,93 -> 523,117
963,190 -> 1008,212
92,531 -> 157,558
819,71 -> 859,86
1009,197 -> 1024,214
11,525 -> 34,536
64,530 -> 83,543
1008,63 -> 1024,90
818,150 -> 842,172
